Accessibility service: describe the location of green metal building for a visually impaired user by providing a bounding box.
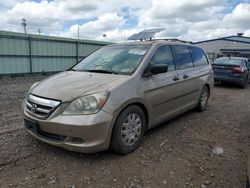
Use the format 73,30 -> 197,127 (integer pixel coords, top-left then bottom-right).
0,30 -> 111,74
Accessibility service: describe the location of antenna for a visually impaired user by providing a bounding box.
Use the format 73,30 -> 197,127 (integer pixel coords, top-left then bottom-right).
128,28 -> 165,41
21,18 -> 27,34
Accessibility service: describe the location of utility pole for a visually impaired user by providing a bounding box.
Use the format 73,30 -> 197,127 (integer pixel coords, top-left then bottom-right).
21,18 -> 27,34
77,25 -> 80,39
37,28 -> 42,35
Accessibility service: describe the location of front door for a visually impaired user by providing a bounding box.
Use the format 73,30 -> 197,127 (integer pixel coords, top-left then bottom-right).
141,45 -> 182,125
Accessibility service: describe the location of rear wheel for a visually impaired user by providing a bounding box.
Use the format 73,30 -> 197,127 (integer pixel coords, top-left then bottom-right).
111,105 -> 146,154
240,78 -> 248,89
247,176 -> 249,188
197,86 -> 209,112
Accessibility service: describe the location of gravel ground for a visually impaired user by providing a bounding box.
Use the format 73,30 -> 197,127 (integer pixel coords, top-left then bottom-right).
0,74 -> 250,188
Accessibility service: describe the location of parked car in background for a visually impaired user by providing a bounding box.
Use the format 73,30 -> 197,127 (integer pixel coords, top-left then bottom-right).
237,53 -> 250,61
22,40 -> 213,154
212,57 -> 250,88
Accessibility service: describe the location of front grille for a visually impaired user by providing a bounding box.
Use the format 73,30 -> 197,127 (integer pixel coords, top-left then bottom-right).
26,94 -> 60,119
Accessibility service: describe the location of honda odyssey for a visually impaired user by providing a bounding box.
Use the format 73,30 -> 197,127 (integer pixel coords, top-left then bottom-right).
22,40 -> 213,154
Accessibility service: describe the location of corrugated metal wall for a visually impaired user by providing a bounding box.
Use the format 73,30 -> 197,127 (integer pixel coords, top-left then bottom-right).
0,31 -> 110,74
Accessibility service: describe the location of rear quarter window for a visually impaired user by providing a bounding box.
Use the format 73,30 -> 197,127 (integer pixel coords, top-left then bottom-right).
190,47 -> 209,66
172,45 -> 193,70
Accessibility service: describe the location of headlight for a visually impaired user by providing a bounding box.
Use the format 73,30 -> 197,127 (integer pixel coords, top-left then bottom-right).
63,91 -> 110,115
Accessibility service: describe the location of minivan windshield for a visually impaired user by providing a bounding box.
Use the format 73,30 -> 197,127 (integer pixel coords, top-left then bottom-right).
72,44 -> 150,75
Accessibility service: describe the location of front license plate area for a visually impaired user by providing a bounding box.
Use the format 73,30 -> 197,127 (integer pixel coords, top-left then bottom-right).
24,119 -> 39,133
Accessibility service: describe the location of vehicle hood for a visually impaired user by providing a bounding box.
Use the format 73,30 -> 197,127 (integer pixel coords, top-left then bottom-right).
30,71 -> 129,102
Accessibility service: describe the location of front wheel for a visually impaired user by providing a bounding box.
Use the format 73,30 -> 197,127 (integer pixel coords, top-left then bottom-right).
111,105 -> 146,154
197,86 -> 209,112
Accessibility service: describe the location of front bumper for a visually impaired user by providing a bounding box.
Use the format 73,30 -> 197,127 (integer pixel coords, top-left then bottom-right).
23,101 -> 114,153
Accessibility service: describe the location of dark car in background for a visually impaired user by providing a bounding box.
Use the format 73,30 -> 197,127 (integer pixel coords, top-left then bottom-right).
212,57 -> 250,88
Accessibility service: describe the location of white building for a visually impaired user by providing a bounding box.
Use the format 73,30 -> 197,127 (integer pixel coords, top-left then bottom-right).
194,33 -> 250,62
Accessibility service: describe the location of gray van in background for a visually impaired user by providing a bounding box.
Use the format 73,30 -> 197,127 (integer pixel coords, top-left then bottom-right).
22,40 -> 213,154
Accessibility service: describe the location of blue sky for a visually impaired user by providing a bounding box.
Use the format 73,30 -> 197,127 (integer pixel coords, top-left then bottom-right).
0,0 -> 250,42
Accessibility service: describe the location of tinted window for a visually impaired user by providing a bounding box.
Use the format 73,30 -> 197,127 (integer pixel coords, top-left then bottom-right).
213,58 -> 243,65
172,45 -> 193,70
190,47 -> 208,66
149,45 -> 175,71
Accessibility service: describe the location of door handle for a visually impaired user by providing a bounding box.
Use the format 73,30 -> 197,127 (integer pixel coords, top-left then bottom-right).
173,76 -> 180,81
183,74 -> 189,79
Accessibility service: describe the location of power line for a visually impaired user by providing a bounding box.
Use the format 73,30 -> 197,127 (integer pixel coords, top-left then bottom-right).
1,22 -> 62,33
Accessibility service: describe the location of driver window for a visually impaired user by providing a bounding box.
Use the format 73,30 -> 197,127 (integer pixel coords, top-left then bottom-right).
149,45 -> 175,71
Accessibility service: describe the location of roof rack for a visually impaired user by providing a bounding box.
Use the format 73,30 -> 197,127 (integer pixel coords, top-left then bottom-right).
128,28 -> 165,41
161,38 -> 192,44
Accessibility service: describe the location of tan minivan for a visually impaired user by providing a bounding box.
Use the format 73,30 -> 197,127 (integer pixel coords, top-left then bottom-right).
22,40 -> 213,154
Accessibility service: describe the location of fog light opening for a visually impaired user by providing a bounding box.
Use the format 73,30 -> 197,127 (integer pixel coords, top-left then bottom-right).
65,136 -> 84,144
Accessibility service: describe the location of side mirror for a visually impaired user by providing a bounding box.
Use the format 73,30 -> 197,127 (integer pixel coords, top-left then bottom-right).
144,64 -> 168,76
151,64 -> 168,74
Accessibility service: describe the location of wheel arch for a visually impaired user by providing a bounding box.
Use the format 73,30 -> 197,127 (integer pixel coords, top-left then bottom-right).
204,83 -> 210,97
110,101 -> 150,139
115,102 -> 150,130
109,101 -> 150,153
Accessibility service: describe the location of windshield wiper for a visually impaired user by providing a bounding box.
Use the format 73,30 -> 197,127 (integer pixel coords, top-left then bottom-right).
84,69 -> 118,74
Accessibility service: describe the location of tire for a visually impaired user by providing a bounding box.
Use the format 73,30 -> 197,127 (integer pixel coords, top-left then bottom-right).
197,86 -> 209,112
247,176 -> 249,188
240,78 -> 248,89
111,105 -> 146,154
